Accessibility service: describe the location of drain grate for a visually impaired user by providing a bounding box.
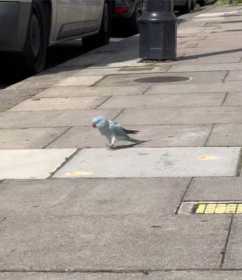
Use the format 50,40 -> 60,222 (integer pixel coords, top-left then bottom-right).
178,201 -> 242,215
194,202 -> 242,214
135,76 -> 190,83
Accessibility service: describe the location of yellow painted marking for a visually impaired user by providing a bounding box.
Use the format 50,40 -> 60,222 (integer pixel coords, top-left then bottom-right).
215,204 -> 227,214
204,203 -> 217,214
65,171 -> 93,177
194,202 -> 242,214
236,204 -> 242,214
225,204 -> 237,214
198,155 -> 218,161
195,204 -> 206,214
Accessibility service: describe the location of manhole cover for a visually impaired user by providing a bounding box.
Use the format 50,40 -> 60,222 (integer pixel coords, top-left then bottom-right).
178,201 -> 242,215
135,76 -> 190,83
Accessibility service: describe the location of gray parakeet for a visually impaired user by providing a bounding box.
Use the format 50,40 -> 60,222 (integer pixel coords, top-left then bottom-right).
92,116 -> 143,148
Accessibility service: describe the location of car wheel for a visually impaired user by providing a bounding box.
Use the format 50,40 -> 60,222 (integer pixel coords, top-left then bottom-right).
127,1 -> 143,33
22,0 -> 49,74
83,0 -> 112,48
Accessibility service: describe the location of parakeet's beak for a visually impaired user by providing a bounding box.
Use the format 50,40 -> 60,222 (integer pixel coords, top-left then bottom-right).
92,123 -> 96,128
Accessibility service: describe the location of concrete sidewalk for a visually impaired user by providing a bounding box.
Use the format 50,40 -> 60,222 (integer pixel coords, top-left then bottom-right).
1,4 -> 242,279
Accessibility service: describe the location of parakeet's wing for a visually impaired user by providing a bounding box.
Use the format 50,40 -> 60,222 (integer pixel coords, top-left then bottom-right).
109,122 -> 130,139
109,120 -> 139,135
122,128 -> 139,134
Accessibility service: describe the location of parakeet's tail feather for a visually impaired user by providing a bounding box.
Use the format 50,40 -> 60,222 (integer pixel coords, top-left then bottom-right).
123,128 -> 139,134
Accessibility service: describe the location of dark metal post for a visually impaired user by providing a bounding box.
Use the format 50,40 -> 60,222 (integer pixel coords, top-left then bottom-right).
138,0 -> 177,60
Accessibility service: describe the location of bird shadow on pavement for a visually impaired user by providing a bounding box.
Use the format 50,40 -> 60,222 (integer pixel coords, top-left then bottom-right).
109,140 -> 149,150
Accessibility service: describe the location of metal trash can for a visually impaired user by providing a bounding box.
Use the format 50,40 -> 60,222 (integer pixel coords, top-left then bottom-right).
138,0 -> 177,60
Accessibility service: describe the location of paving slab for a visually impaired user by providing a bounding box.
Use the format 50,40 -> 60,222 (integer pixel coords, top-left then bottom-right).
169,63 -> 242,72
117,107 -> 242,125
10,96 -> 108,111
185,177 -> 242,201
181,46 -> 239,57
8,69 -> 80,90
74,65 -> 170,75
100,93 -> 225,108
0,149 -> 75,179
49,125 -> 211,148
0,110 -> 119,128
195,11 -> 242,17
0,88 -> 42,112
197,41 -> 242,50
207,124 -> 242,146
49,126 -> 108,148
146,82 -> 242,94
96,72 -> 226,87
224,92 -> 242,106
226,70 -> 242,81
36,86 -> 149,98
0,178 -> 189,217
206,23 -> 242,32
0,128 -> 67,149
56,76 -> 104,87
170,54 -> 240,64
196,54 -> 242,64
54,147 -> 240,178
0,273 -> 145,280
1,272 -> 242,280
0,215 -> 229,270
223,217 -> 242,269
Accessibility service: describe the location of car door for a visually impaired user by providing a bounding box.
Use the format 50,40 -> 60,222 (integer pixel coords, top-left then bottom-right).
55,0 -> 87,40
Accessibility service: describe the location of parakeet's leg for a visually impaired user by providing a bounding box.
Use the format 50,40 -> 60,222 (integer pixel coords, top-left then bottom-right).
110,135 -> 116,148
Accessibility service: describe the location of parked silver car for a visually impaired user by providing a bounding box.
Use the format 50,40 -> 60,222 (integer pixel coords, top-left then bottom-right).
0,0 -> 112,73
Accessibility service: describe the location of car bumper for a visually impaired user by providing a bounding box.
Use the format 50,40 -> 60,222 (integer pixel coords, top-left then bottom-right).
0,1 -> 31,52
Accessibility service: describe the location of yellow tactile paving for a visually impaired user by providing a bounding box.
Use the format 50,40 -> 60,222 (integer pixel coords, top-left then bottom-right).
225,204 -> 237,214
195,203 -> 206,214
194,203 -> 242,214
237,204 -> 242,214
215,204 -> 227,214
204,203 -> 217,214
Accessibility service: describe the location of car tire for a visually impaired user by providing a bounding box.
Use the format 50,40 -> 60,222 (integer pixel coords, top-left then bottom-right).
127,0 -> 143,33
22,0 -> 49,74
83,0 -> 112,48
